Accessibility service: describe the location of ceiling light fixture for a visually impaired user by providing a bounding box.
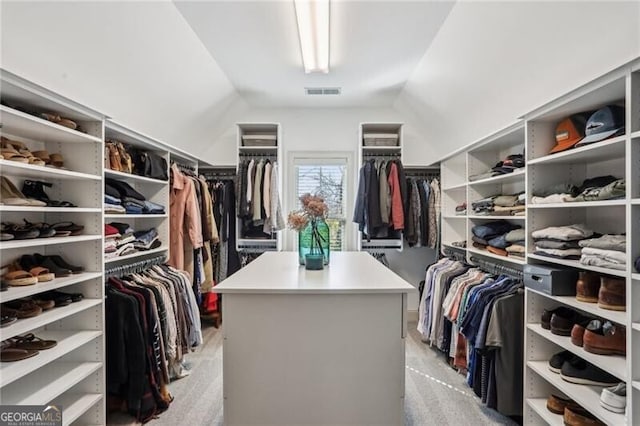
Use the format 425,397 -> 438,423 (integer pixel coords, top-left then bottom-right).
294,0 -> 330,74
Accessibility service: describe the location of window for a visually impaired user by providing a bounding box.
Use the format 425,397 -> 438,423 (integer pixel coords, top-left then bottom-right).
293,158 -> 348,251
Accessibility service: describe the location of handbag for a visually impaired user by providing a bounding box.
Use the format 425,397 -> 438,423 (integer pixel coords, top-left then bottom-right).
116,143 -> 133,174
138,151 -> 168,181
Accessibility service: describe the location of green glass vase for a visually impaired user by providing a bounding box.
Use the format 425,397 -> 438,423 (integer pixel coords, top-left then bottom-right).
298,218 -> 330,267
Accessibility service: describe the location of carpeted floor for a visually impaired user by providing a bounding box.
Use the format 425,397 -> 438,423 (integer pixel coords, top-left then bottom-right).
108,322 -> 517,425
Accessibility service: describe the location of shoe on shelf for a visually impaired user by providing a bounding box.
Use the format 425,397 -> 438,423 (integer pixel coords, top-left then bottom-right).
50,221 -> 84,237
43,290 -> 83,303
560,356 -> 619,386
576,271 -> 600,303
598,277 -> 626,311
583,320 -> 626,356
40,112 -> 77,130
33,253 -> 81,275
0,223 -> 40,240
546,394 -> 580,415
570,318 -> 594,347
549,307 -> 586,336
1,315 -> 17,327
19,297 -> 54,311
22,220 -> 56,238
12,258 -> 54,283
0,137 -> 29,163
37,291 -> 72,307
1,300 -> 43,319
0,340 -> 39,362
548,350 -> 576,374
21,180 -> 76,207
1,269 -> 38,286
0,176 -> 47,207
564,405 -> 605,426
600,383 -> 626,413
9,333 -> 57,350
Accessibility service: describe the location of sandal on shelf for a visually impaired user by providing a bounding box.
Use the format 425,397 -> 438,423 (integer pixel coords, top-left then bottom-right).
40,112 -> 78,130
51,221 -> 84,236
10,333 -> 57,350
0,341 -> 39,362
49,153 -> 64,168
1,269 -> 38,286
22,220 -> 56,238
1,300 -> 43,318
32,254 -> 72,278
31,150 -> 51,165
22,297 -> 55,310
1,223 -> 40,240
0,138 -> 28,163
17,255 -> 55,282
0,177 -> 47,207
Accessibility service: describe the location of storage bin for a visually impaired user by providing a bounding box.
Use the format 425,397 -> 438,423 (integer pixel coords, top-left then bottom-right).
363,133 -> 399,146
242,134 -> 277,147
524,264 -> 578,296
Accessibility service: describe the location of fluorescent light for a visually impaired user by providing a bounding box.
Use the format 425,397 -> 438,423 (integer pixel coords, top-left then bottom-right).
294,0 -> 330,74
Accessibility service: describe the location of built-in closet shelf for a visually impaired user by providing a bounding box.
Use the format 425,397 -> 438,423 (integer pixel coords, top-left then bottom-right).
526,398 -> 563,426
57,393 -> 103,426
442,215 -> 466,219
0,235 -> 101,250
467,169 -> 525,186
631,199 -> 640,206
104,214 -> 168,219
0,160 -> 102,181
104,246 -> 168,264
104,169 -> 168,185
0,206 -> 101,213
527,323 -> 626,380
634,381 -> 640,391
1,361 -> 102,405
0,330 -> 102,387
238,146 -> 277,151
632,273 -> 640,280
529,200 -> 627,209
527,361 -> 625,426
466,247 -> 526,265
527,135 -> 626,166
631,130 -> 640,139
0,272 -> 102,304
442,243 -> 466,252
467,215 -> 525,220
0,105 -> 102,144
443,183 -> 467,191
527,254 -> 627,278
0,299 -> 102,341
527,288 -> 627,325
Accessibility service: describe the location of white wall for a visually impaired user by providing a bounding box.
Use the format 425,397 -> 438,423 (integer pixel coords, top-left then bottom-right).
396,1 -> 640,163
0,1 -> 237,157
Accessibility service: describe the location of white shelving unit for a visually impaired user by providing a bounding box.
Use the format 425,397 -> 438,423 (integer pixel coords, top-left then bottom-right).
0,69 -> 105,424
104,120 -> 170,268
236,122 -> 283,252
522,58 -> 638,425
436,57 -> 640,424
357,122 -> 404,251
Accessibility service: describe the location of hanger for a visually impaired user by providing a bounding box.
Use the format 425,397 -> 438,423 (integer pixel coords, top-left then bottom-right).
105,254 -> 168,278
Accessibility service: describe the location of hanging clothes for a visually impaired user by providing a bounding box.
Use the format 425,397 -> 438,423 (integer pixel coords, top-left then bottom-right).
169,164 -> 203,275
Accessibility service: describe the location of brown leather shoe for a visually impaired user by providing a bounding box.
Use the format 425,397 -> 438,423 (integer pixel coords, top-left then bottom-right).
598,277 -> 626,311
576,271 -> 600,303
564,405 -> 605,426
583,320 -> 626,356
571,323 -> 586,347
550,307 -> 584,336
546,394 -> 579,415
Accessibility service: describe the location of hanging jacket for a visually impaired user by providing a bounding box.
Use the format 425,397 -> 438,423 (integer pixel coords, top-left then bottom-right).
388,162 -> 404,230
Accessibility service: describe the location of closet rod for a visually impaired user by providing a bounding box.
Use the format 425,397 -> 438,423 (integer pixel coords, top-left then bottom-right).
362,153 -> 401,158
469,256 -> 523,278
105,254 -> 167,278
442,247 -> 466,262
239,153 -> 278,158
172,161 -> 196,172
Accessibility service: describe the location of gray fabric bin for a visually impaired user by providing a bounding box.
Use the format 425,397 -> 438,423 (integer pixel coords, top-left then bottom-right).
524,264 -> 578,296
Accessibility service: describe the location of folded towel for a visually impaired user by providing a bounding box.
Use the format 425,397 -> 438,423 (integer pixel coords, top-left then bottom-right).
531,224 -> 593,241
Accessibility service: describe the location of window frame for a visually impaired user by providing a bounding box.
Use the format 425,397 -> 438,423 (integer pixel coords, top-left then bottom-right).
286,151 -> 355,252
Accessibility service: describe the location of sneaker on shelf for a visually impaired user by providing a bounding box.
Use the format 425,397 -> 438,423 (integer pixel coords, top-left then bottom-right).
600,383 -> 626,413
560,356 -> 619,387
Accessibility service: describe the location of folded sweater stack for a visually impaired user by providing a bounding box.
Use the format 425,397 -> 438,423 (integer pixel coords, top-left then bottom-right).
531,175 -> 625,204
104,222 -> 162,259
471,220 -> 522,257
105,178 -> 166,215
471,193 -> 525,216
468,154 -> 525,182
532,224 -> 594,260
579,234 -> 626,271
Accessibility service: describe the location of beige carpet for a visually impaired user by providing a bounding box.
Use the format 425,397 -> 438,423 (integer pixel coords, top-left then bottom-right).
108,322 -> 516,425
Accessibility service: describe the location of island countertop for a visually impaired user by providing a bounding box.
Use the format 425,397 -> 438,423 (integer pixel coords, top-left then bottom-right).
213,251 -> 416,294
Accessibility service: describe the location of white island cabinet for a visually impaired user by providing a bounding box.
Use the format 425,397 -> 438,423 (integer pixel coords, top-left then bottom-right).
213,251 -> 415,425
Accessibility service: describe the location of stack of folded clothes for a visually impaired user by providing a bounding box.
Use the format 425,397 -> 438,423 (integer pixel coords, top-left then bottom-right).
532,224 -> 594,259
455,203 -> 466,215
579,234 -> 626,271
105,178 -> 166,214
504,228 -> 526,258
531,175 -> 625,204
471,220 -> 522,257
471,192 -> 525,216
104,194 -> 126,214
468,153 -> 525,182
133,228 -> 161,251
104,223 -> 137,259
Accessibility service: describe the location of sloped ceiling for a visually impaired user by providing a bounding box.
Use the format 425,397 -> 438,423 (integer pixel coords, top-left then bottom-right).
0,0 -> 241,153
395,1 -> 640,161
174,0 -> 455,107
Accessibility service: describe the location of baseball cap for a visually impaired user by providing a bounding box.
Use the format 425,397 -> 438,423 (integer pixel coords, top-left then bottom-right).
548,111 -> 593,154
575,105 -> 625,147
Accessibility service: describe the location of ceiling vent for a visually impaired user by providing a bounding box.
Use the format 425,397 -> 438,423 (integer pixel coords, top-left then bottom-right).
305,87 -> 341,95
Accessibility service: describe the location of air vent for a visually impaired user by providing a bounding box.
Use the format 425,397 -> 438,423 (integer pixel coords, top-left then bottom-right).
305,87 -> 341,95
